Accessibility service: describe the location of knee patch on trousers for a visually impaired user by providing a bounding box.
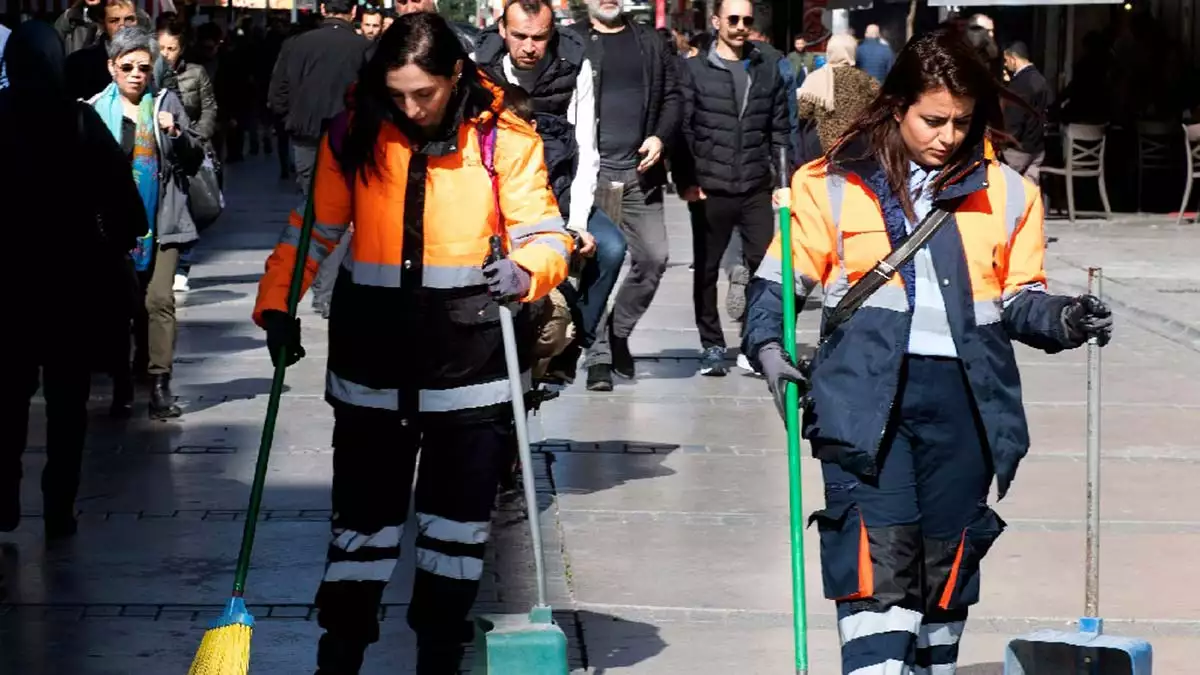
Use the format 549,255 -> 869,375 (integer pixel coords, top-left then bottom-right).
924,508 -> 1006,612
809,500 -> 922,608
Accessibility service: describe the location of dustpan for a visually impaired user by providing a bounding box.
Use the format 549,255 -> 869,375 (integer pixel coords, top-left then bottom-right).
1003,268 -> 1152,675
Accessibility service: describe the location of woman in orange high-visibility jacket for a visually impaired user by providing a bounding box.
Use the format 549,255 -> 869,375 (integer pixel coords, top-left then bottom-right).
743,29 -> 1113,675
251,14 -> 572,675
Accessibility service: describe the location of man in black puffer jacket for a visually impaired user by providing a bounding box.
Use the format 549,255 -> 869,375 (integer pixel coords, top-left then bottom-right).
676,0 -> 788,377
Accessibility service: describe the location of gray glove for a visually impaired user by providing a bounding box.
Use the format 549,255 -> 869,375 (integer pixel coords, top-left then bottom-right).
482,258 -> 532,301
758,342 -> 810,421
1061,294 -> 1113,347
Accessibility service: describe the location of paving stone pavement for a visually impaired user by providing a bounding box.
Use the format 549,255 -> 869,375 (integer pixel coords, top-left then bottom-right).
3,156 -> 1199,674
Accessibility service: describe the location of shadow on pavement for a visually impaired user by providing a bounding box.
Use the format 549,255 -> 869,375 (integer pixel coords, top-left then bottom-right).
176,288 -> 248,308
185,272 -> 263,291
177,377 -> 283,415
577,609 -> 668,674
538,439 -> 679,497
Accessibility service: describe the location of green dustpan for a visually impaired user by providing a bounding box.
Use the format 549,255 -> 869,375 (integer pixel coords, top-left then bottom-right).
471,236 -> 569,675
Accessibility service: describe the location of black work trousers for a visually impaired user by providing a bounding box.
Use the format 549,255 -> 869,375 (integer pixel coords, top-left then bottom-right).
314,405 -> 513,673
693,189 -> 774,349
0,359 -> 91,518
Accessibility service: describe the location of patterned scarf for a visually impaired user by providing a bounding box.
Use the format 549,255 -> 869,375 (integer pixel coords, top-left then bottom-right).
93,83 -> 158,271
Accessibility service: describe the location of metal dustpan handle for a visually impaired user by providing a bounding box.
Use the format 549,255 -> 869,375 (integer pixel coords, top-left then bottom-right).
490,236 -> 551,614
1083,267 -> 1103,630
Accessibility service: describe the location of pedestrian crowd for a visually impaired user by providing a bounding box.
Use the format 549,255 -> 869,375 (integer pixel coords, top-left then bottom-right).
2,2 -> 1117,674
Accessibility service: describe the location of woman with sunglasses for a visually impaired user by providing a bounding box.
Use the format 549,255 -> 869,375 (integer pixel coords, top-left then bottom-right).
253,12 -> 569,675
89,26 -> 203,420
744,28 -> 1113,674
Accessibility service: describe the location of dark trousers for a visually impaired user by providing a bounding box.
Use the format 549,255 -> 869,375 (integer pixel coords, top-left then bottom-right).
573,208 -> 627,349
693,189 -> 774,349
1,359 -> 91,517
315,406 -> 513,672
813,356 -> 1005,674
293,138 -> 320,198
274,119 -> 291,178
586,166 -> 667,367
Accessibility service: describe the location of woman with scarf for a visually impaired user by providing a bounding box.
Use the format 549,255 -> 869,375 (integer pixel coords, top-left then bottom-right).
1,21 -> 147,537
253,12 -> 570,674
89,25 -> 203,420
745,28 -> 1113,674
797,33 -> 879,158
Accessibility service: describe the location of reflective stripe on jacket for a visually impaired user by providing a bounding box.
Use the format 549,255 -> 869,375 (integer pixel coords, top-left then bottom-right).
253,81 -> 572,424
744,149 -> 1075,497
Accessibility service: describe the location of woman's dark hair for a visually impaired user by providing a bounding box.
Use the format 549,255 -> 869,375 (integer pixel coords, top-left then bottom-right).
689,31 -> 713,53
155,12 -> 189,47
827,27 -> 1019,219
339,12 -> 494,185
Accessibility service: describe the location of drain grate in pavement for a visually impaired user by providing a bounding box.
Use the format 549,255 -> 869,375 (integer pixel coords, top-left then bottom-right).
533,441 -> 680,455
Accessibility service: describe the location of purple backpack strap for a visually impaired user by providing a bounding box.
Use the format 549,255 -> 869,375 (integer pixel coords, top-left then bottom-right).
477,122 -> 502,228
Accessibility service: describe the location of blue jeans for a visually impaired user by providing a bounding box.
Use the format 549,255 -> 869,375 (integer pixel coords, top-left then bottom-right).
573,208 -> 626,349
176,243 -> 197,276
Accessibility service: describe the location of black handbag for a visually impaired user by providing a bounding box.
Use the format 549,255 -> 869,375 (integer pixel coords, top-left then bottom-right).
188,145 -> 225,230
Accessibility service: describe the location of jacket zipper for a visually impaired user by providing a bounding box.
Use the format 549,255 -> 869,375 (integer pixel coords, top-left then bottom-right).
872,159 -> 984,455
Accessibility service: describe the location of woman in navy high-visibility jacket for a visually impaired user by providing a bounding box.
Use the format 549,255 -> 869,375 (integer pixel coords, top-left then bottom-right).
744,29 -> 1113,675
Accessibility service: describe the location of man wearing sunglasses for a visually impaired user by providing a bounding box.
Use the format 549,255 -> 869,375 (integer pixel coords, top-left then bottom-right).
675,0 -> 790,377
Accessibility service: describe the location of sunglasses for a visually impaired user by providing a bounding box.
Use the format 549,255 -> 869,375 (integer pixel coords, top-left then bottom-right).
119,63 -> 153,74
725,14 -> 754,27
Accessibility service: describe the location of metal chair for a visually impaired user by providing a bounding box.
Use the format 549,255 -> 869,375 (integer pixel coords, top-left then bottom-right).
1041,123 -> 1111,222
1178,123 -> 1200,224
1135,120 -> 1178,213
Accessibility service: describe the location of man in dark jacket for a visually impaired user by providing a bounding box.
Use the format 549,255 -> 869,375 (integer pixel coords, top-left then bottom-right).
567,0 -> 681,384
856,24 -> 893,83
676,0 -> 788,376
269,0 -> 367,198
475,0 -> 631,391
269,0 -> 368,315
1002,41 -> 1050,184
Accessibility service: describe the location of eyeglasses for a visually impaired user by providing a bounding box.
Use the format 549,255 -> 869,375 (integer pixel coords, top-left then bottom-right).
119,63 -> 154,74
725,14 -> 754,27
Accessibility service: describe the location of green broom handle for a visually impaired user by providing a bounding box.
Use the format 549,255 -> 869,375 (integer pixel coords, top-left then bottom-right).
778,149 -> 809,675
232,146 -> 321,597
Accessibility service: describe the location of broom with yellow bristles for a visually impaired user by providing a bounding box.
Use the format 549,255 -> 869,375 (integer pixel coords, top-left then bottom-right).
188,150 -> 321,675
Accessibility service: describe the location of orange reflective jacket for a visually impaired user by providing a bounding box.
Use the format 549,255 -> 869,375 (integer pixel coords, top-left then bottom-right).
252,79 -> 573,424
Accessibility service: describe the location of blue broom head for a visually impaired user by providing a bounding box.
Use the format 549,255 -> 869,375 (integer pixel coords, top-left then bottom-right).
209,597 -> 256,630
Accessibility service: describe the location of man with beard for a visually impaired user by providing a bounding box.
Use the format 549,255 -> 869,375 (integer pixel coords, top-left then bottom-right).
567,0 -> 680,387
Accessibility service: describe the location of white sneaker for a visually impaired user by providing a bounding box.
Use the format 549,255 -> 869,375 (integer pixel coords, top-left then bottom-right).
173,274 -> 190,292
736,353 -> 760,375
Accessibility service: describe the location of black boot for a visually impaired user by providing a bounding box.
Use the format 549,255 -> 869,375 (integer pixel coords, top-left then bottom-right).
0,482 -> 19,533
416,643 -> 465,675
149,374 -> 182,420
544,343 -> 581,385
586,364 -> 614,392
43,506 -> 77,539
110,374 -> 133,419
609,324 -> 635,380
314,633 -> 367,675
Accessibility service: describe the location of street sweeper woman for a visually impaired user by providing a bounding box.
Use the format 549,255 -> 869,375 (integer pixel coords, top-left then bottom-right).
742,28 -> 1114,675
252,11 -> 571,675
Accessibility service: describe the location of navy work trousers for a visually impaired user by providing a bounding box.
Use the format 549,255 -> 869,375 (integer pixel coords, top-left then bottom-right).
314,405 -> 513,674
812,356 -> 1007,675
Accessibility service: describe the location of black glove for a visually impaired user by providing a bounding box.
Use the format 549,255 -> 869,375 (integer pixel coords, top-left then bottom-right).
482,258 -> 532,301
758,342 -> 810,421
262,309 -> 305,368
1061,294 -> 1113,347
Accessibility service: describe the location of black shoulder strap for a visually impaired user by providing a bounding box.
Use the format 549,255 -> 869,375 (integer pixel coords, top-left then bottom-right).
822,197 -> 963,338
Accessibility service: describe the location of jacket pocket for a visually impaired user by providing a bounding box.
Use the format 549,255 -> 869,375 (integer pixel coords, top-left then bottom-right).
444,293 -> 500,326
937,508 -> 1007,610
808,500 -> 872,601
